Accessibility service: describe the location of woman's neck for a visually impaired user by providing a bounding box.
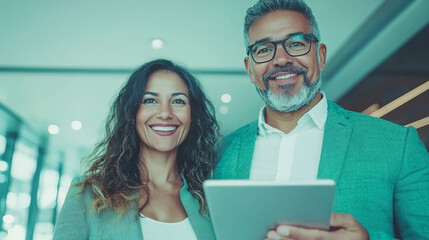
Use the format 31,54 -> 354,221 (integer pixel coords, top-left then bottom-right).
139,147 -> 181,185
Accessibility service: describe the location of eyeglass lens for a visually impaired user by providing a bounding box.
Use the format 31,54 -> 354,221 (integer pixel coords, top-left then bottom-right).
250,34 -> 312,63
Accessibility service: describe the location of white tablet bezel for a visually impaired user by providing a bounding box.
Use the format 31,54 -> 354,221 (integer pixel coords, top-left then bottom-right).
203,179 -> 336,240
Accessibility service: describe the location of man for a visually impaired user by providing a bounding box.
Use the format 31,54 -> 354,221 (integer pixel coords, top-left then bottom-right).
215,0 -> 429,239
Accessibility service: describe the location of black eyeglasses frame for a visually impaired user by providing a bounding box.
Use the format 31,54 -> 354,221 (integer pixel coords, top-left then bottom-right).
247,33 -> 319,63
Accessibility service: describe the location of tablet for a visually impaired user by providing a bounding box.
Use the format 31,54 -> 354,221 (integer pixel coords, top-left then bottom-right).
203,179 -> 336,240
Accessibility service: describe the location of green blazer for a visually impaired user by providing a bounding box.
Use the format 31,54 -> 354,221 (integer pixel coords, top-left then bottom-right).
215,100 -> 429,240
53,177 -> 216,240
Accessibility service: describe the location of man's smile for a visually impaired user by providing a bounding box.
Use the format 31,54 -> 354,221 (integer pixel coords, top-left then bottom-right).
274,73 -> 298,80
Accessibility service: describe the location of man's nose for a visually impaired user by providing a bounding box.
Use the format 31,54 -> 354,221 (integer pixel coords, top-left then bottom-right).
272,43 -> 295,67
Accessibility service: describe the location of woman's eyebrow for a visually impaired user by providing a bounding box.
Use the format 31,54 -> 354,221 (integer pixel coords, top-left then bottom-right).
172,92 -> 189,98
142,92 -> 158,96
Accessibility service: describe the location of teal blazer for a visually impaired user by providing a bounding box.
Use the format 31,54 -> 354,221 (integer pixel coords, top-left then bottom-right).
53,177 -> 216,240
215,100 -> 429,239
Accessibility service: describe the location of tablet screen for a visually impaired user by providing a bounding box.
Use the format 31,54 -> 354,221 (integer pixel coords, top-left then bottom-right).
204,180 -> 336,240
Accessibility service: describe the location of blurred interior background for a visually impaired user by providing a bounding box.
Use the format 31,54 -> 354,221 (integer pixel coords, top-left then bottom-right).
0,0 -> 428,239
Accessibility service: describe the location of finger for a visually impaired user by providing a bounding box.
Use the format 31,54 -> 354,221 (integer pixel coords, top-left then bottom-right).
330,212 -> 355,228
266,230 -> 282,240
266,230 -> 291,240
329,213 -> 370,239
276,225 -> 329,240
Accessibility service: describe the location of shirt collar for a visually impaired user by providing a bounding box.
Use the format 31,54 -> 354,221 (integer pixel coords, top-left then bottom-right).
258,92 -> 328,137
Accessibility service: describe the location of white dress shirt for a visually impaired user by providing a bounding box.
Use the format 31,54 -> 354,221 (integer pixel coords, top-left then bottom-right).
250,93 -> 328,181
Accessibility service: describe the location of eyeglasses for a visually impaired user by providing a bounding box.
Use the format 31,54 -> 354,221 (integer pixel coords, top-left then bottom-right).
247,33 -> 318,63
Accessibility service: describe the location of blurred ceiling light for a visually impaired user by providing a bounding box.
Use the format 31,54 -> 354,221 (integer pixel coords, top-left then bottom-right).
0,160 -> 8,172
405,116 -> 429,129
221,93 -> 232,103
151,39 -> 164,49
71,120 -> 82,131
2,214 -> 14,224
219,105 -> 229,115
11,151 -> 37,181
371,81 -> 429,118
48,125 -> 60,135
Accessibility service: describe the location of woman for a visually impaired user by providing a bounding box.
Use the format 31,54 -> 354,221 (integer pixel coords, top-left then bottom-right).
53,59 -> 219,240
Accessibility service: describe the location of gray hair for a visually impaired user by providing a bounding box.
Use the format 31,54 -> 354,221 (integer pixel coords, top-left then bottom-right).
244,0 -> 321,50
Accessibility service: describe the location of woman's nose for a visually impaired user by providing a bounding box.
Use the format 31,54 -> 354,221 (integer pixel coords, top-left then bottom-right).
156,103 -> 173,119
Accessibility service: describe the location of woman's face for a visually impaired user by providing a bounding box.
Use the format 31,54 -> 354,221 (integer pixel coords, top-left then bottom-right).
136,70 -> 191,153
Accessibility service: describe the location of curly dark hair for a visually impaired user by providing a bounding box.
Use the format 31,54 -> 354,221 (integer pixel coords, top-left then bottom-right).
77,59 -> 220,215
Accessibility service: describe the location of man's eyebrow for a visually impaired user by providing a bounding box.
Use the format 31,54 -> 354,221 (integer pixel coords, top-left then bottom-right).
251,37 -> 271,46
250,32 -> 305,46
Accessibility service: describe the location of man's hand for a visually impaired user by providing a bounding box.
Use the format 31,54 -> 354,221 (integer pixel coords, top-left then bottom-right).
265,212 -> 369,240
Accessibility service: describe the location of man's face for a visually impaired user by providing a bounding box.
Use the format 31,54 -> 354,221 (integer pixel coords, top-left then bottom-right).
244,10 -> 327,112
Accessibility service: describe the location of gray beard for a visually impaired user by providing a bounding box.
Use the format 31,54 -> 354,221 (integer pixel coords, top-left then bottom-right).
255,71 -> 322,112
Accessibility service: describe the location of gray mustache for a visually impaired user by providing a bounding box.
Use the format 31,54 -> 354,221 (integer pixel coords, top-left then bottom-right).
263,66 -> 308,83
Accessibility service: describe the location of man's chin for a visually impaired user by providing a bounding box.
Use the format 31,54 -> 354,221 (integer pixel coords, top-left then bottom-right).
257,83 -> 320,113
270,85 -> 300,97
268,79 -> 296,88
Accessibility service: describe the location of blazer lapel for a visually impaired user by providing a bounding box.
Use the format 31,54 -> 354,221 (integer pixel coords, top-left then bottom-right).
180,178 -> 216,240
97,199 -> 143,240
317,101 -> 353,183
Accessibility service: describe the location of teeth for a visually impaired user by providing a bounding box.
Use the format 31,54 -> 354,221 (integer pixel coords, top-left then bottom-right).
151,126 -> 177,131
275,73 -> 297,80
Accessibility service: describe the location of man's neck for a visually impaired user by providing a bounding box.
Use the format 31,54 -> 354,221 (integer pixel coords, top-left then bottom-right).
265,91 -> 322,134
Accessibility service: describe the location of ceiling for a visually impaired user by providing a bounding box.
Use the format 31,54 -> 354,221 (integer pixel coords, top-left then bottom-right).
1,0 -> 428,175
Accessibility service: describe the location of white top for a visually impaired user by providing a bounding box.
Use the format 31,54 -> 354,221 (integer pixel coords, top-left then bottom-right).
140,215 -> 198,240
250,93 -> 328,181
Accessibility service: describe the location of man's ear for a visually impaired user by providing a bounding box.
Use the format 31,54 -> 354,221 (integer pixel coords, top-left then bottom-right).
244,57 -> 255,83
318,43 -> 327,71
